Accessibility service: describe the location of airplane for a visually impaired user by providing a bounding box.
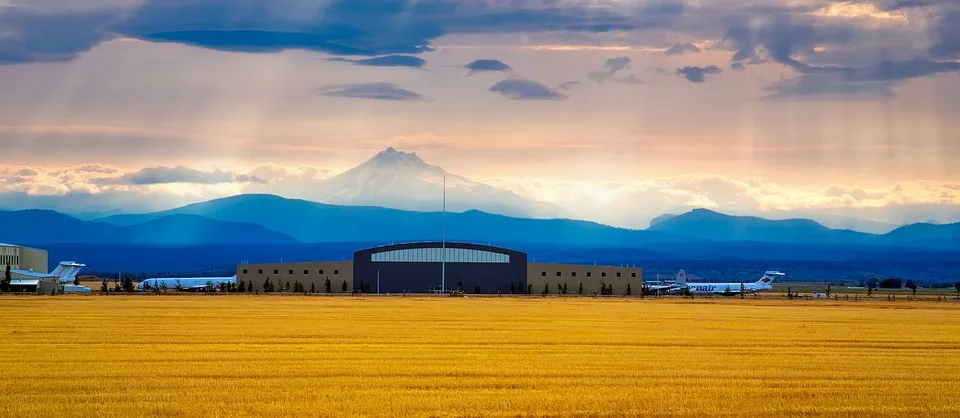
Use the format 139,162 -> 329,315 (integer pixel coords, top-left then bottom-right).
644,270 -> 689,295
678,271 -> 785,295
136,276 -> 236,292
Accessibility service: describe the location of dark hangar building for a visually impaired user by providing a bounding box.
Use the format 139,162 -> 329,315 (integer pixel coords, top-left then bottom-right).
237,241 -> 642,295
353,242 -> 527,293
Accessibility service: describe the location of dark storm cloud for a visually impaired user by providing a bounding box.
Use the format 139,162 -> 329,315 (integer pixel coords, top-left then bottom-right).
465,59 -> 512,75
676,65 -> 721,83
663,42 -> 700,56
930,10 -> 960,59
0,0 -> 689,63
0,7 -> 121,64
326,55 -> 426,68
722,14 -> 855,71
93,166 -> 264,186
488,79 -> 567,101
318,82 -> 425,101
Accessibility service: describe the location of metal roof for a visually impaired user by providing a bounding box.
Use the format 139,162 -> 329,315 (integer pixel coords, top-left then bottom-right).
11,270 -> 57,279
11,279 -> 40,286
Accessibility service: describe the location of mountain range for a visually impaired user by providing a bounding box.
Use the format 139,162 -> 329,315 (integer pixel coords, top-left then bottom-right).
2,195 -> 957,250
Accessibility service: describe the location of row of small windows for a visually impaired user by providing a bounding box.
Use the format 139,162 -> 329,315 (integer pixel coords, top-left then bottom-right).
542,271 -> 636,278
0,255 -> 19,267
371,248 -> 509,264
245,269 -> 339,275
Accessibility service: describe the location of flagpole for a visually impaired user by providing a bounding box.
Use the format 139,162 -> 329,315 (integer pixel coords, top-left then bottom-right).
441,175 -> 446,294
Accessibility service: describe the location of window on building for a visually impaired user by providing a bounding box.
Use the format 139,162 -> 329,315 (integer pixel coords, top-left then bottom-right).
541,272 -> 546,277
601,272 -> 606,277
289,270 -> 294,275
319,270 -> 324,275
617,272 -> 621,277
556,272 -> 561,277
334,270 -> 339,275
304,270 -> 309,275
258,269 -> 263,274
572,272 -> 577,277
274,270 -> 278,274
242,269 -> 248,274
587,272 -> 592,277
631,273 -> 636,278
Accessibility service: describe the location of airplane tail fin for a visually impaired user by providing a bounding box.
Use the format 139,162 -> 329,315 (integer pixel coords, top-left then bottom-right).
52,261 -> 86,284
675,269 -> 687,285
756,271 -> 784,287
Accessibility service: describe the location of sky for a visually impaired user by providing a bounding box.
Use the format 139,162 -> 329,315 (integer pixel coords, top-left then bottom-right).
1,0 -> 959,228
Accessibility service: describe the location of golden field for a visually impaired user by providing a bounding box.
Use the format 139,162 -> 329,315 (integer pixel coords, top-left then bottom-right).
2,296 -> 960,417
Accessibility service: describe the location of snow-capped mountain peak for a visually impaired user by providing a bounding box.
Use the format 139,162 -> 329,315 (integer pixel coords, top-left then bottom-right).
308,147 -> 565,218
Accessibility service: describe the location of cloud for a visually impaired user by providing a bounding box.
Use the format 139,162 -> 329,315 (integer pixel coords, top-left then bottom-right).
676,65 -> 721,83
587,56 -> 642,85
721,14 -> 855,71
0,7 -> 122,64
488,79 -> 567,101
663,42 -> 700,56
930,10 -> 960,59
326,55 -> 426,68
557,81 -> 582,91
763,59 -> 960,100
0,0 -> 694,64
92,166 -> 265,186
846,59 -> 960,82
465,59 -> 512,75
763,73 -> 894,100
318,82 -> 425,101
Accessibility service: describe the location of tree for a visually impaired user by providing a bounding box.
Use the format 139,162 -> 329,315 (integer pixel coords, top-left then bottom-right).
867,278 -> 880,292
607,284 -> 613,296
579,282 -> 583,295
955,281 -> 960,295
113,280 -> 121,293
342,280 -> 348,292
100,278 -> 108,294
324,278 -> 332,293
509,282 -> 515,294
284,281 -> 291,292
905,280 -> 917,295
562,282 -> 568,295
474,285 -> 481,294
457,277 -> 464,292
826,284 -> 832,297
542,283 -> 549,296
880,278 -> 903,289
122,276 -> 134,293
238,280 -> 246,293
627,283 -> 632,296
557,283 -> 562,294
310,282 -> 317,293
1,264 -> 11,292
359,280 -> 365,294
527,284 -> 532,295
599,281 -> 606,296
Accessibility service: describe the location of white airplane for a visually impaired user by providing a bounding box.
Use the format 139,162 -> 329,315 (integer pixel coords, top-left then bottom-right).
136,276 -> 236,292
681,271 -> 785,295
645,270 -> 689,295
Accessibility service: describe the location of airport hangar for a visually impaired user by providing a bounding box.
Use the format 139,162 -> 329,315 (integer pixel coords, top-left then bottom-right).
237,242 -> 643,295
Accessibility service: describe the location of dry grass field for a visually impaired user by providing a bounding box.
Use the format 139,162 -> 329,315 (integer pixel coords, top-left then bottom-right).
2,296 -> 960,417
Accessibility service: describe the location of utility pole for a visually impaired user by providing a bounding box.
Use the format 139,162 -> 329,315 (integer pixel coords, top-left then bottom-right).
441,175 -> 446,294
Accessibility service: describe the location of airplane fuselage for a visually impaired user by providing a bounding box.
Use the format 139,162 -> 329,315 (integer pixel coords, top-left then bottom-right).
686,282 -> 771,294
